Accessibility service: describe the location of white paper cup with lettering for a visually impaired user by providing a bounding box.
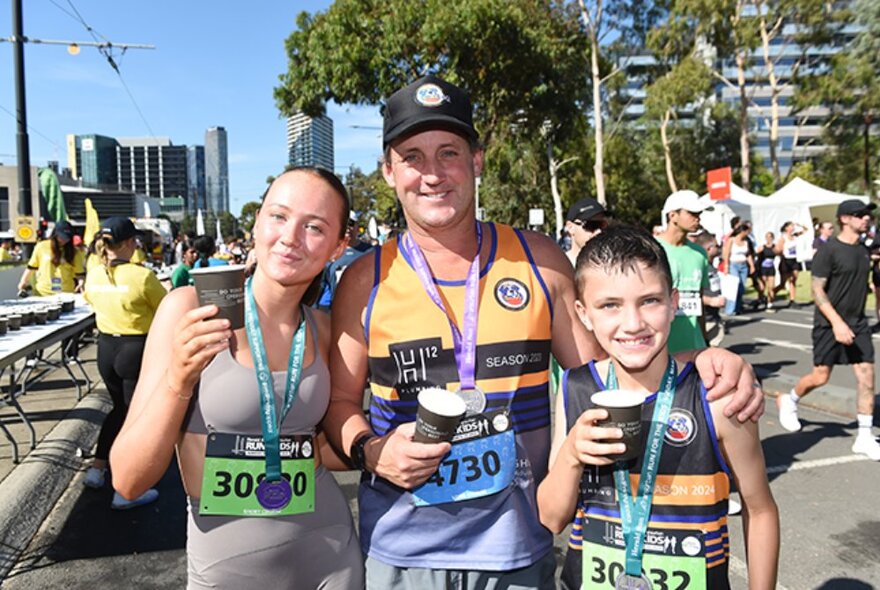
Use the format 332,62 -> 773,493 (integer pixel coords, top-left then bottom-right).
190,265 -> 246,330
413,388 -> 468,444
590,390 -> 646,461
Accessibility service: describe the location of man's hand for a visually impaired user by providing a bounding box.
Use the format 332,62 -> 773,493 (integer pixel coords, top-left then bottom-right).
368,422 -> 451,489
831,320 -> 855,345
695,348 -> 765,423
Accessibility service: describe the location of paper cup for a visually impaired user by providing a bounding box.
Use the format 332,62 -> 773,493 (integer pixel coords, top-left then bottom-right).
190,265 -> 246,329
7,314 -> 22,330
413,388 -> 468,444
590,389 -> 645,461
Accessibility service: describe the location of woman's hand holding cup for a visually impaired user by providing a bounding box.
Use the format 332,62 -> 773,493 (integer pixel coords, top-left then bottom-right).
166,304 -> 232,394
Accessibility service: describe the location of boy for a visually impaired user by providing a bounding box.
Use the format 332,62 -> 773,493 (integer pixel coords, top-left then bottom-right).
537,225 -> 779,590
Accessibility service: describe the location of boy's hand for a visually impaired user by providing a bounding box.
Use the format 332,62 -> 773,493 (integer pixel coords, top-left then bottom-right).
565,409 -> 626,466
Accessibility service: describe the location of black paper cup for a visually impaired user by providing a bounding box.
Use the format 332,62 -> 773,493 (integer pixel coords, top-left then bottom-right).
190,265 -> 246,330
34,309 -> 48,324
590,390 -> 645,461
413,388 -> 467,444
7,314 -> 21,330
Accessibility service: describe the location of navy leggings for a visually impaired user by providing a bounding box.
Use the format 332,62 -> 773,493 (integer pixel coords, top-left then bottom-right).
95,333 -> 146,461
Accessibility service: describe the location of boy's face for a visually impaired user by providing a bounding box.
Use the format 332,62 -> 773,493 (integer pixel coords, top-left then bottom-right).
575,262 -> 677,373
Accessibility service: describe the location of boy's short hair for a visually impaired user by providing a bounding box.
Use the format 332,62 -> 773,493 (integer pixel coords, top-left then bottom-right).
691,230 -> 718,251
575,224 -> 673,297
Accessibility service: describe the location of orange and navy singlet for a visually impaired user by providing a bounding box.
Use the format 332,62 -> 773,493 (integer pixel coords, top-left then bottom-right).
560,361 -> 732,590
360,222 -> 554,570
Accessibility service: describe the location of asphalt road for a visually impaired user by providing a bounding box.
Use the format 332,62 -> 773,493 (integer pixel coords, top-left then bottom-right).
3,302 -> 879,589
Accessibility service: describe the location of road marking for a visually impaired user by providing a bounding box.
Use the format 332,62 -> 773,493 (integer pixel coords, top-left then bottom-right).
766,454 -> 871,475
754,337 -> 811,353
728,555 -> 790,590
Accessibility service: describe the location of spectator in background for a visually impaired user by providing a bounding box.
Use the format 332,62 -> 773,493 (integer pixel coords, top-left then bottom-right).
562,197 -> 608,267
722,221 -> 756,316
316,215 -> 373,311
719,216 -> 742,273
775,221 -> 805,306
0,239 -> 15,262
756,232 -> 778,312
692,231 -> 726,346
82,217 -> 166,508
170,239 -> 198,289
813,221 -> 834,256
17,220 -> 85,296
191,235 -> 228,269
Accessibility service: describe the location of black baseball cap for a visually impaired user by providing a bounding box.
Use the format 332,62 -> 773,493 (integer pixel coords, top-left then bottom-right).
566,198 -> 605,223
52,220 -> 74,240
99,217 -> 138,242
383,75 -> 479,148
837,199 -> 876,217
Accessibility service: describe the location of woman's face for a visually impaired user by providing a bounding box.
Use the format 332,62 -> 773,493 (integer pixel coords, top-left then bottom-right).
252,171 -> 346,287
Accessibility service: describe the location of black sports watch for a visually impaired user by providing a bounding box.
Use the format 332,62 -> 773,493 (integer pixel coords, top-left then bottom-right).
350,433 -> 375,472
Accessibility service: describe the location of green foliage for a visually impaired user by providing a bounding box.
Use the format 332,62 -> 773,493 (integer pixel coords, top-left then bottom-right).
239,201 -> 261,234
344,167 -> 398,224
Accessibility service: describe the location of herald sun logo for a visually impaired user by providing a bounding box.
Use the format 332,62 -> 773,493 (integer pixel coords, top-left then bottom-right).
494,278 -> 530,311
414,83 -> 448,107
665,409 -> 697,447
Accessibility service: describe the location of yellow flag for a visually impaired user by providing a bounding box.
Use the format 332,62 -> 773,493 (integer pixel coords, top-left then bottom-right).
84,198 -> 100,246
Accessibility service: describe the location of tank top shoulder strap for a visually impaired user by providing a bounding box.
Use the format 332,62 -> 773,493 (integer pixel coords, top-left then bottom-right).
302,305 -> 320,351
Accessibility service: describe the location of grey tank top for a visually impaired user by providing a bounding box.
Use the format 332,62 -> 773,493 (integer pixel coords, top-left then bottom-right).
184,306 -> 328,435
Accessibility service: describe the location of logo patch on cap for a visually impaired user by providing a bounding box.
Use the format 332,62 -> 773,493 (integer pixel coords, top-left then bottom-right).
665,409 -> 697,447
494,278 -> 530,311
414,83 -> 449,107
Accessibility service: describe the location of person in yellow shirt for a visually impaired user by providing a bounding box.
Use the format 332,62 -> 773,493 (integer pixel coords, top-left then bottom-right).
17,220 -> 85,296
82,216 -> 166,510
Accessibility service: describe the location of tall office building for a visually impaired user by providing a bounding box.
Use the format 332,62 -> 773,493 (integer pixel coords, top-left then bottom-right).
205,127 -> 229,213
116,137 -> 188,200
287,111 -> 334,172
186,145 -> 206,214
66,134 -> 119,188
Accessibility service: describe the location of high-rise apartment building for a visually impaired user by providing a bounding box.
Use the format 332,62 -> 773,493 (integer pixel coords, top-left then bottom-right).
116,137 -> 188,200
186,145 -> 206,214
66,134 -> 119,188
287,112 -> 334,172
205,127 -> 229,213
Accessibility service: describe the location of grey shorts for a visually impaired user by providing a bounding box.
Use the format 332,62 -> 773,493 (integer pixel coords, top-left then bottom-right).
365,550 -> 556,590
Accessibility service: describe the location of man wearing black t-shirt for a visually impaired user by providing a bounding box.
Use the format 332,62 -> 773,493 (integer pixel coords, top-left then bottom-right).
778,199 -> 880,460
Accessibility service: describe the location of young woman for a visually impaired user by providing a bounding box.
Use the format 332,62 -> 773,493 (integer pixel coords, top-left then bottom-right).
756,231 -> 778,311
722,222 -> 755,315
775,221 -> 803,305
109,168 -> 364,589
82,217 -> 166,509
17,220 -> 85,296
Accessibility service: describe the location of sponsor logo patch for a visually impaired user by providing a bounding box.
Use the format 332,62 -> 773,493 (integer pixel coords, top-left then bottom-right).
494,278 -> 530,311
414,83 -> 449,107
665,409 -> 697,447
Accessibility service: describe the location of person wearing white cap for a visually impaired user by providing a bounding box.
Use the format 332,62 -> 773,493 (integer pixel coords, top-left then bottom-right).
656,190 -> 714,353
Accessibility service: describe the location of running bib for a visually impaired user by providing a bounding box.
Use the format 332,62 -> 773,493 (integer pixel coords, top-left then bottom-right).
676,291 -> 702,317
582,519 -> 707,589
412,408 -> 516,506
200,432 -> 315,517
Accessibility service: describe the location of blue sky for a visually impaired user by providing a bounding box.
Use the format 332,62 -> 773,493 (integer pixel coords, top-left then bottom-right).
0,0 -> 384,215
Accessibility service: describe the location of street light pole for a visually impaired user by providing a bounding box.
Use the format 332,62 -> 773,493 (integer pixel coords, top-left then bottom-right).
12,0 -> 32,218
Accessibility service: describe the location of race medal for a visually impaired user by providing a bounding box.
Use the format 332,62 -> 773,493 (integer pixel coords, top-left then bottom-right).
456,386 -> 487,415
255,478 -> 292,510
412,408 -> 516,506
200,432 -> 315,517
615,573 -> 653,590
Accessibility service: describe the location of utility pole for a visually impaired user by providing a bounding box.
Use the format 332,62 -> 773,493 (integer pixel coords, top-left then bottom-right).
3,0 -> 154,252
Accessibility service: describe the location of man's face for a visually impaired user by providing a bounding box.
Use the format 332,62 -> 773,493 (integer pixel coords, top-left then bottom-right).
671,209 -> 702,233
567,216 -> 608,249
382,129 -> 483,232
842,211 -> 872,234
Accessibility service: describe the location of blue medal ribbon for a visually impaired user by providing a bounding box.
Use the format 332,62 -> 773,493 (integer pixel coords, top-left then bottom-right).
400,223 -> 482,390
244,276 -> 306,482
606,357 -> 677,578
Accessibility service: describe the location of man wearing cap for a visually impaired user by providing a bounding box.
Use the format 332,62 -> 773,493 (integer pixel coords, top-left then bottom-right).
17,220 -> 85,296
563,197 -> 607,266
325,75 -> 764,589
779,199 -> 880,460
656,190 -> 714,353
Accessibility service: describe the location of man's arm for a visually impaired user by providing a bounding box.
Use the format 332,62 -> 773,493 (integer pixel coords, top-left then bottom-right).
812,275 -> 854,344
520,231 -> 603,368
325,252 -> 449,488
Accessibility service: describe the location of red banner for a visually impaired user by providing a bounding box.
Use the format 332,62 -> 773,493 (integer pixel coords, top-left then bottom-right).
707,167 -> 732,201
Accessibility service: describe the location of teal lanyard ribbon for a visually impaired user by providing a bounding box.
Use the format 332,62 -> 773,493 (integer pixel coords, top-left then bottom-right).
606,357 -> 677,577
244,276 -> 306,482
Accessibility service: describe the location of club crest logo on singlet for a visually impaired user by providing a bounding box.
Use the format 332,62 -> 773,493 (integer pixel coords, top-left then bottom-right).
414,83 -> 449,107
665,409 -> 697,447
494,278 -> 530,311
